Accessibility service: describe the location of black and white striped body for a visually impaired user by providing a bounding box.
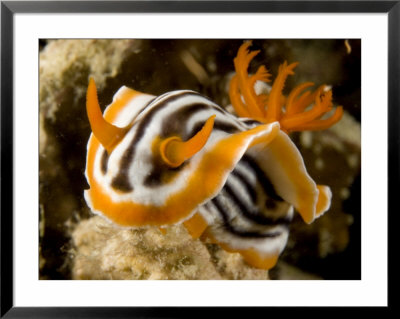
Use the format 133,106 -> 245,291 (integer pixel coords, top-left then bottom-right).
91,90 -> 256,208
86,87 -> 329,266
199,149 -> 294,257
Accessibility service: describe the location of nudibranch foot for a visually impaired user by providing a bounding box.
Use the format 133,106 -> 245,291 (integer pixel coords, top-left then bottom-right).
183,212 -> 209,239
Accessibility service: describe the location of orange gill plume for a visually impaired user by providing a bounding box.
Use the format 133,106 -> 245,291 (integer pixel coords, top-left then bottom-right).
86,77 -> 131,154
229,41 -> 343,133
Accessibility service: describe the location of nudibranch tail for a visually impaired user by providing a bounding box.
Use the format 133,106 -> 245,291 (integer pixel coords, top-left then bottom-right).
86,77 -> 130,154
160,114 -> 216,168
229,41 -> 343,133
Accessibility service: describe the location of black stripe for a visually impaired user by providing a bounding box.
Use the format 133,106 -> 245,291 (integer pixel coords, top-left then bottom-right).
213,121 -> 242,134
223,182 -> 290,226
210,197 -> 282,239
143,161 -> 189,187
194,93 -> 233,117
240,119 -> 263,126
230,168 -> 257,203
99,98 -> 155,178
160,103 -> 211,139
187,119 -> 241,141
240,155 -> 283,201
132,97 -> 155,120
111,91 -> 199,192
100,150 -> 109,174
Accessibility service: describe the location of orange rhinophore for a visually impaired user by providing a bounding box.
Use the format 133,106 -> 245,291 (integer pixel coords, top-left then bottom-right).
160,115 -> 216,168
86,77 -> 131,154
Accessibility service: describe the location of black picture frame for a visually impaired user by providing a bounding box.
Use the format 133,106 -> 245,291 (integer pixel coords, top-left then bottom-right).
1,1 -> 397,317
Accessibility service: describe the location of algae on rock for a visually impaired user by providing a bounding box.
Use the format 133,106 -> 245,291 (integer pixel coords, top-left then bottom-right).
71,216 -> 269,280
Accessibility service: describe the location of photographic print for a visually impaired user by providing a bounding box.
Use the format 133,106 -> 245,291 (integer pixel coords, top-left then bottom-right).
39,39 -> 361,281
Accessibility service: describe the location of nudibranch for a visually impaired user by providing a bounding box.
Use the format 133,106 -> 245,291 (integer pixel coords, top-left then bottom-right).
84,41 -> 343,270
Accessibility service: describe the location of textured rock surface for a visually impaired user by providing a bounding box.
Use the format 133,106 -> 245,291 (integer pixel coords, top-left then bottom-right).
39,40 -> 142,279
72,216 -> 269,280
39,39 -> 361,280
